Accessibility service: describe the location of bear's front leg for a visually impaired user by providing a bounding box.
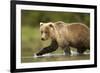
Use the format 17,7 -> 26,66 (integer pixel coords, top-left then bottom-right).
36,40 -> 58,56
61,42 -> 71,56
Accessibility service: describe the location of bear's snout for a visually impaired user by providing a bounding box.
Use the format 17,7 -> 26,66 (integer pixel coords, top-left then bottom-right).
41,38 -> 45,41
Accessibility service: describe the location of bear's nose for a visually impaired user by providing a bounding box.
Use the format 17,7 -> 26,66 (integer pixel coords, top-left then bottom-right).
41,38 -> 44,40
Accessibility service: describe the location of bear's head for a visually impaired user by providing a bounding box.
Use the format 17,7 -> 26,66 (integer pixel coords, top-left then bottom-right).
40,22 -> 56,41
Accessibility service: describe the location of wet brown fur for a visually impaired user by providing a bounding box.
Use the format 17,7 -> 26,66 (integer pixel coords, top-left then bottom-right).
36,21 -> 90,56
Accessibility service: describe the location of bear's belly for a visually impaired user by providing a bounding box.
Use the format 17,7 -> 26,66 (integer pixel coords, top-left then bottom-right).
58,40 -> 69,49
69,41 -> 85,49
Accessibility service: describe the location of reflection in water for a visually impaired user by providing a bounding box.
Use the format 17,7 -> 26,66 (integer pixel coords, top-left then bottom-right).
21,54 -> 90,63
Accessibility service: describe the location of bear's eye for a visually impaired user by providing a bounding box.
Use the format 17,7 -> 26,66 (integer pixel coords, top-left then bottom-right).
45,31 -> 48,34
41,31 -> 43,34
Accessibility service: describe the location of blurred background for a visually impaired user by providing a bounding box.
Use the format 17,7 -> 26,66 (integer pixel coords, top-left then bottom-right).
21,10 -> 90,63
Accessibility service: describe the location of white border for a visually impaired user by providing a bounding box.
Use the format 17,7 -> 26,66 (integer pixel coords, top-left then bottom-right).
16,4 -> 95,69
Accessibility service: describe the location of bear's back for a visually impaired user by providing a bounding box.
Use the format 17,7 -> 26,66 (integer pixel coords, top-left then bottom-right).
66,23 -> 89,37
67,23 -> 89,30
66,23 -> 90,48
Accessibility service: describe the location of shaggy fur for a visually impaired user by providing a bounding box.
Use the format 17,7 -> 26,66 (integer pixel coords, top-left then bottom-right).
36,21 -> 90,56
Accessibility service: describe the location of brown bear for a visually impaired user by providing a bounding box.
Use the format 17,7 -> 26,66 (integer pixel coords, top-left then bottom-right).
36,21 -> 90,56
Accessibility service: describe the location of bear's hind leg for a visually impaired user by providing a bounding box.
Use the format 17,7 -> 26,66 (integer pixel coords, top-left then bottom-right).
77,48 -> 86,55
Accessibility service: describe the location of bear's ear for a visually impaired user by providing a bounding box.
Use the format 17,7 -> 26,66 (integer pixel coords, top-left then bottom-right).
49,23 -> 55,29
40,22 -> 43,26
49,24 -> 53,27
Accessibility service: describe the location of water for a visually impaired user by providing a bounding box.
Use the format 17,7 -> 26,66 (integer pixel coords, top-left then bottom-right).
21,54 -> 90,63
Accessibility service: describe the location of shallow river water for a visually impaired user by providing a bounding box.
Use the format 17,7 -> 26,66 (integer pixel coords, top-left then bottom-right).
21,54 -> 90,63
